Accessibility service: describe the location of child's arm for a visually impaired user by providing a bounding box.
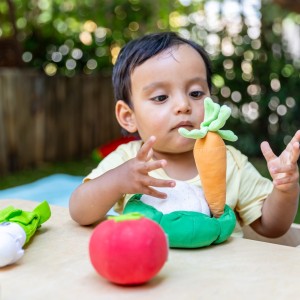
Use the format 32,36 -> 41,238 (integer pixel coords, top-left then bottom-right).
250,130 -> 300,237
69,136 -> 175,225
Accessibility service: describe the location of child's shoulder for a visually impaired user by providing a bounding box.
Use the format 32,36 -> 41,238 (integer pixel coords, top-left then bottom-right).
226,145 -> 249,169
85,140 -> 143,181
114,139 -> 143,158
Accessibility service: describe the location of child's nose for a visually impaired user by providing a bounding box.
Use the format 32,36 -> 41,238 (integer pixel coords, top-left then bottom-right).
174,97 -> 191,114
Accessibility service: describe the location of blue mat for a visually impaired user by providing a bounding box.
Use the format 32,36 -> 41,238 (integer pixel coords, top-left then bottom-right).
0,174 -> 83,207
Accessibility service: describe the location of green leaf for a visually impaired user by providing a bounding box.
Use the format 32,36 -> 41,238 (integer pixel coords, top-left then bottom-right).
208,105 -> 231,131
178,127 -> 208,139
201,97 -> 220,127
218,130 -> 238,142
178,96 -> 237,142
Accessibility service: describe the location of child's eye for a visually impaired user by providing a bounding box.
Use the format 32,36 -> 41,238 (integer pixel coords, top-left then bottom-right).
150,95 -> 168,102
190,91 -> 204,99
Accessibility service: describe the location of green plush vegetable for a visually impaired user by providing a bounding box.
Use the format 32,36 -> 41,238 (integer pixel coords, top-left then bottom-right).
124,195 -> 236,248
0,201 -> 51,267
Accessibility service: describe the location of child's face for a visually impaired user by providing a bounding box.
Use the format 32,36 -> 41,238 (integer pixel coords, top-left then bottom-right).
129,44 -> 210,154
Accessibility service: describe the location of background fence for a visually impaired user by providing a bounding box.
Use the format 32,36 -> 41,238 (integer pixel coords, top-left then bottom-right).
0,69 -> 121,175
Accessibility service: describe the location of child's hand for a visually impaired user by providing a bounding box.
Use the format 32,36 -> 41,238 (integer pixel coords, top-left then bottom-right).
121,136 -> 176,198
261,130 -> 300,192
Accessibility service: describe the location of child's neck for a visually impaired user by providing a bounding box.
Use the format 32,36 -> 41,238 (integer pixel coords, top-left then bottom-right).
152,150 -> 198,181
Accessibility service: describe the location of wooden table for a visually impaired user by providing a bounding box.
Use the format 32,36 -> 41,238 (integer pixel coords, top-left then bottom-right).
1,199 -> 300,299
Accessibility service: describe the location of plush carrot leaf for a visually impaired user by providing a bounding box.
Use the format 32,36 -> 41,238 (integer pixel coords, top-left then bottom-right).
218,130 -> 238,142
201,100 -> 220,127
208,105 -> 231,132
178,127 -> 208,139
178,97 -> 238,142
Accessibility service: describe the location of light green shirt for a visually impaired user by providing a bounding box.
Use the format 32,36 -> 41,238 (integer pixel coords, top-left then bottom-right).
85,141 -> 273,237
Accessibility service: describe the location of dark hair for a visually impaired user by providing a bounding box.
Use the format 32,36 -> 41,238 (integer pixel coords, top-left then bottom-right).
112,31 -> 212,105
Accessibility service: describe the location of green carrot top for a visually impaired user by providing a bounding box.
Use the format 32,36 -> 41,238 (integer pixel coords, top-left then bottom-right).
178,97 -> 238,142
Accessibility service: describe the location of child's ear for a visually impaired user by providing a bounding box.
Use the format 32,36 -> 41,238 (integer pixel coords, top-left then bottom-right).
115,100 -> 137,133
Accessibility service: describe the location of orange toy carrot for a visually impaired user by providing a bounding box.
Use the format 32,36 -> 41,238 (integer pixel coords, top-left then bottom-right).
178,97 -> 237,217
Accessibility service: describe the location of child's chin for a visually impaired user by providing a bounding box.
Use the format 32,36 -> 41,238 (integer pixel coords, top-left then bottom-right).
177,139 -> 194,149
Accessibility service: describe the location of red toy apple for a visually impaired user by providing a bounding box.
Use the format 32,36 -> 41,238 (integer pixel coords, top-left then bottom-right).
89,213 -> 168,285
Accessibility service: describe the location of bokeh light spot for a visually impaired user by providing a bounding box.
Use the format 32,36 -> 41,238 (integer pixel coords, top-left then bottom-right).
44,63 -> 57,76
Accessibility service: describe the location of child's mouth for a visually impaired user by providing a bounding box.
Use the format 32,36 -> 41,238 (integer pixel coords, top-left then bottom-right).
173,121 -> 193,130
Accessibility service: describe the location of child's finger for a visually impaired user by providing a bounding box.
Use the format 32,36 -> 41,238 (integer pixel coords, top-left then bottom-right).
144,159 -> 167,173
145,148 -> 154,161
143,183 -> 176,199
289,130 -> 300,145
144,186 -> 168,199
290,141 -> 300,164
137,136 -> 156,161
273,173 -> 299,186
145,177 -> 176,189
270,162 -> 299,174
283,130 -> 300,155
260,141 -> 277,162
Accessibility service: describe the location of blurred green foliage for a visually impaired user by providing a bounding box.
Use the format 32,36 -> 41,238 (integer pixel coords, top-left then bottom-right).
0,0 -> 299,157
